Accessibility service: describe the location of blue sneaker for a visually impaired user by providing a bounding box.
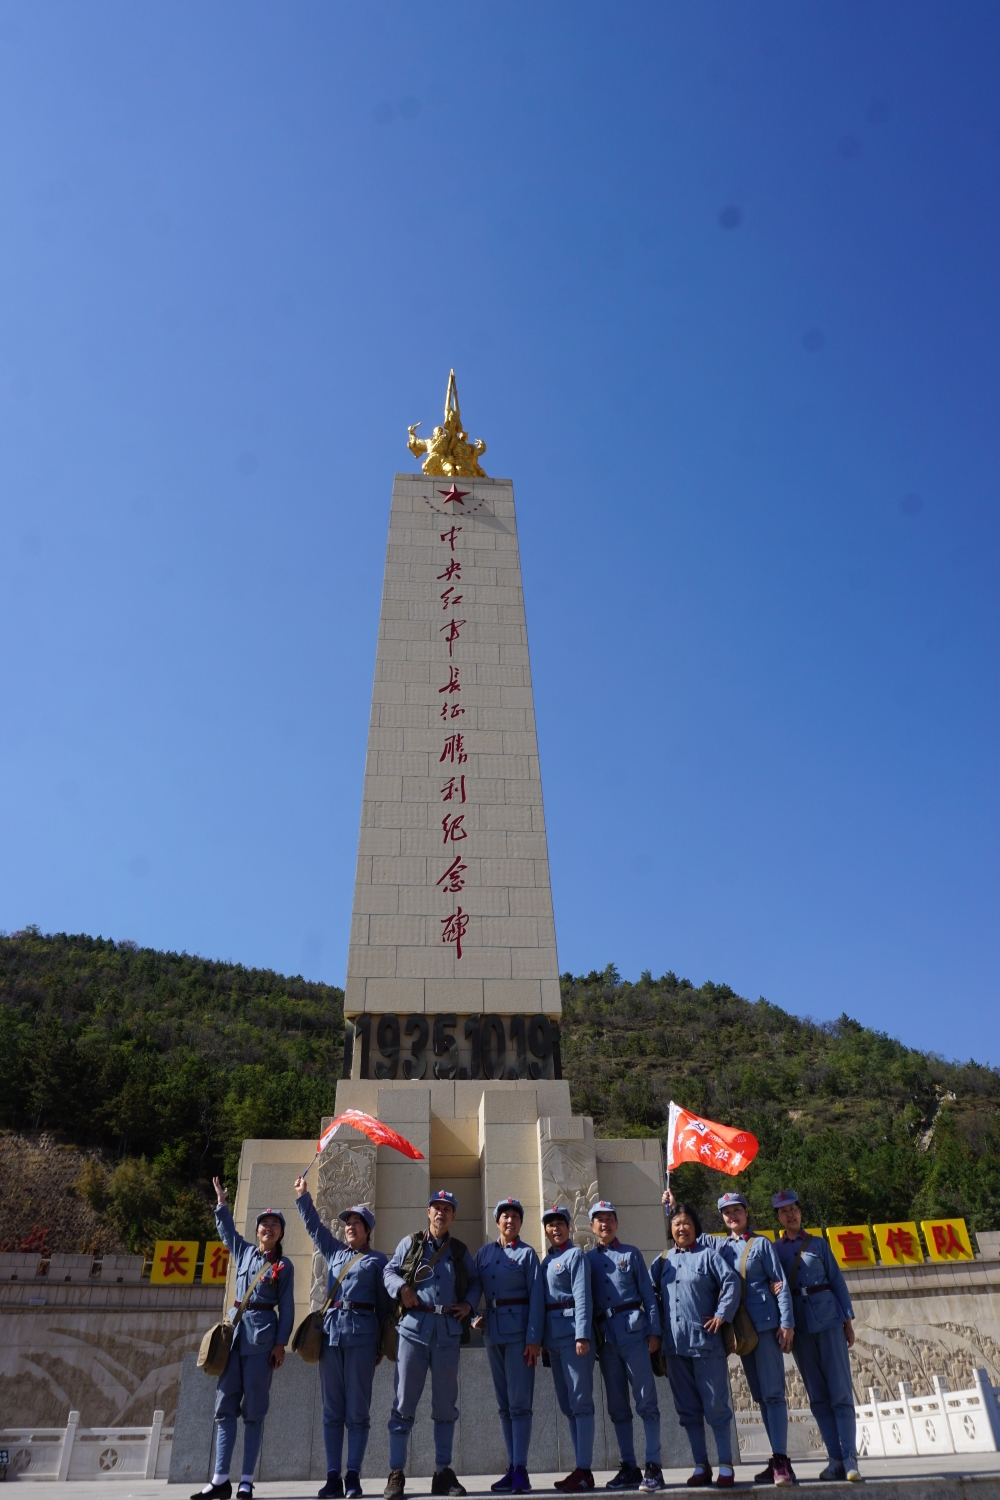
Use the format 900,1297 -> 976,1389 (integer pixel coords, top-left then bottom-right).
511,1469 -> 532,1495
492,1471 -> 514,1494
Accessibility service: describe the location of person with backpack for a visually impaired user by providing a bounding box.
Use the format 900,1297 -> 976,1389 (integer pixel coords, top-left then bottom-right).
192,1178 -> 295,1500
382,1189 -> 482,1500
772,1190 -> 861,1483
471,1197 -> 546,1495
541,1204 -> 596,1494
586,1200 -> 665,1493
650,1201 -> 740,1489
293,1177 -> 392,1500
716,1191 -> 795,1486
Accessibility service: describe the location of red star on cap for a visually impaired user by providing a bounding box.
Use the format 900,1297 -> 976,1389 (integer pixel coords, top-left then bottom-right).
438,485 -> 469,506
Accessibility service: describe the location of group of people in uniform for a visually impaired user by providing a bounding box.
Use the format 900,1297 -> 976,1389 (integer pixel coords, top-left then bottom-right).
191,1178 -> 860,1500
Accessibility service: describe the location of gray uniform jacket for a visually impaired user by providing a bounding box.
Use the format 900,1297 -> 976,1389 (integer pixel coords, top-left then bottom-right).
586,1240 -> 662,1347
651,1242 -> 739,1358
775,1233 -> 854,1335
384,1232 -> 483,1348
296,1192 -> 391,1347
215,1204 -> 295,1350
717,1232 -> 794,1332
542,1242 -> 592,1346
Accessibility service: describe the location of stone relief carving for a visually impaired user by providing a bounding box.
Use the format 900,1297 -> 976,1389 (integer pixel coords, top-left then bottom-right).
308,1140 -> 377,1311
539,1139 -> 598,1252
729,1314 -> 1000,1412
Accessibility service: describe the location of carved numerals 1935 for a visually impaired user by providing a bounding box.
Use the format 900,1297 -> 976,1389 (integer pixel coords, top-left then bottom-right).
345,1013 -> 560,1082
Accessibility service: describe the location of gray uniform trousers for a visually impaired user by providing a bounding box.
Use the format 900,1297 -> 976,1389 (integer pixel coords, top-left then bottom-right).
792,1327 -> 857,1464
741,1331 -> 789,1456
388,1332 -> 461,1471
664,1352 -> 734,1468
599,1338 -> 661,1466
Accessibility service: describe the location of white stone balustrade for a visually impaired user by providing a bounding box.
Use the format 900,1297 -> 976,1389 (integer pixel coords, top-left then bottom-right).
735,1371 -> 1000,1462
0,1409 -> 171,1481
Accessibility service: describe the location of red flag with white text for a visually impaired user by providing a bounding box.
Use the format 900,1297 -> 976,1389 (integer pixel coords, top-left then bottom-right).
666,1101 -> 758,1176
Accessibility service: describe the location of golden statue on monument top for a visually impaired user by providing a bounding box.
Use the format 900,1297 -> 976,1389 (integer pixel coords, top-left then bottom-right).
407,369 -> 488,477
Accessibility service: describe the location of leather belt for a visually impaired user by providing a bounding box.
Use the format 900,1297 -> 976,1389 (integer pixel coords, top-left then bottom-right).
546,1300 -> 576,1310
795,1283 -> 832,1296
489,1296 -> 529,1308
245,1301 -> 277,1312
332,1299 -> 375,1311
598,1299 -> 642,1319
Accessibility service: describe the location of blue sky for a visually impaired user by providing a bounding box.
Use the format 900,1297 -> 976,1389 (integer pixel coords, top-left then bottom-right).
1,3 -> 997,1062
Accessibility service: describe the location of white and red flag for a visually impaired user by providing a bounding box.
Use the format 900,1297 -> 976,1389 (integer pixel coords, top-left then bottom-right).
666,1101 -> 758,1177
315,1109 -> 425,1161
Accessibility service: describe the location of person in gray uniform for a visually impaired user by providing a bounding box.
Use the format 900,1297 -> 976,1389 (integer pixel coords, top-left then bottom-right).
651,1201 -> 739,1489
586,1199 -> 664,1493
716,1191 -> 795,1486
772,1190 -> 861,1483
473,1197 -> 545,1495
383,1189 -> 483,1500
541,1205 -> 596,1494
192,1177 -> 295,1500
294,1178 -> 392,1499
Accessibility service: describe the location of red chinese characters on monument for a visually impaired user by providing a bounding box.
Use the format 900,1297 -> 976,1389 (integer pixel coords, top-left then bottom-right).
441,907 -> 470,959
435,517 -> 472,959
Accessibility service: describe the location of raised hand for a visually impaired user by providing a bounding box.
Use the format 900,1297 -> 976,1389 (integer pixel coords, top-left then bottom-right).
294,1175 -> 308,1198
213,1176 -> 227,1206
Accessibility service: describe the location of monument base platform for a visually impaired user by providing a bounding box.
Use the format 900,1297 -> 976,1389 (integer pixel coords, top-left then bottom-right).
168,1347 -> 733,1486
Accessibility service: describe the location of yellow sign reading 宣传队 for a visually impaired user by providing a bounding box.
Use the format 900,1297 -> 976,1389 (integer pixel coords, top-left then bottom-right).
201,1242 -> 231,1284
921,1218 -> 974,1263
826,1224 -> 877,1269
149,1239 -> 199,1285
873,1222 -> 925,1265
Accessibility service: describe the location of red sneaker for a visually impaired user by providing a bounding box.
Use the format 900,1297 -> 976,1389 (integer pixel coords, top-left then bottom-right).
772,1457 -> 796,1486
554,1472 -> 595,1493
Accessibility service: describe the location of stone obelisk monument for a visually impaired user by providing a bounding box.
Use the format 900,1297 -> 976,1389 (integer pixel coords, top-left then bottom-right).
331,374 -> 663,1262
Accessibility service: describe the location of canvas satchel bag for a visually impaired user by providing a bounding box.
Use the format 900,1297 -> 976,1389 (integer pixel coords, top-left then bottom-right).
722,1238 -> 760,1358
197,1257 -> 272,1378
292,1250 -> 365,1364
649,1248 -> 669,1377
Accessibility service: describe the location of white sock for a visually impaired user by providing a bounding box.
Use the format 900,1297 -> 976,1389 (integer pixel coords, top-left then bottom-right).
719,1465 -> 734,1475
241,1476 -> 254,1485
211,1479 -> 228,1489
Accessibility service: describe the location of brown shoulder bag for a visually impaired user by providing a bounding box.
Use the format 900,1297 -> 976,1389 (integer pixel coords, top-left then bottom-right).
292,1250 -> 366,1364
722,1237 -> 759,1358
197,1257 -> 271,1378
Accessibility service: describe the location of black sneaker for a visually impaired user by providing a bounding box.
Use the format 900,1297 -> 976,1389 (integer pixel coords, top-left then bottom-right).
607,1463 -> 643,1491
320,1476 -> 345,1499
345,1472 -> 363,1498
385,1470 -> 406,1500
754,1459 -> 775,1486
432,1469 -> 467,1497
639,1465 -> 664,1493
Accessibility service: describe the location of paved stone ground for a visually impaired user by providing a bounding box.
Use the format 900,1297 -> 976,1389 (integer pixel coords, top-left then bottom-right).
11,1454 -> 1000,1498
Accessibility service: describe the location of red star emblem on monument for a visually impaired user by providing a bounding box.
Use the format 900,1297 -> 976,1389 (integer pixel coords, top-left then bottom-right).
438,485 -> 469,506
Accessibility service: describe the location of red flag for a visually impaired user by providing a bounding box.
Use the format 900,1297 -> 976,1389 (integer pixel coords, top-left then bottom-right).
318,1109 -> 425,1160
666,1101 -> 758,1176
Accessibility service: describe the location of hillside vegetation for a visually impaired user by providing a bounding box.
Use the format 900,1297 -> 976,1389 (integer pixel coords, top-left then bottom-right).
1,932 -> 997,1252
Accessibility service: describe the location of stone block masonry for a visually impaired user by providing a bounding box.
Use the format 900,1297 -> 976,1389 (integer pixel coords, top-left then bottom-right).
344,474 -> 561,1053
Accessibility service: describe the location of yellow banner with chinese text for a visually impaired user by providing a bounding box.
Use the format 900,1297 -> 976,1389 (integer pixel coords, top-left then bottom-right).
873,1222 -> 924,1265
826,1225 -> 877,1268
201,1242 -> 231,1284
150,1239 -> 199,1285
921,1219 -> 974,1262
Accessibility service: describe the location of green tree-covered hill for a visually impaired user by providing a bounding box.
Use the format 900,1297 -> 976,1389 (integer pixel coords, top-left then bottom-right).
1,932 -> 997,1252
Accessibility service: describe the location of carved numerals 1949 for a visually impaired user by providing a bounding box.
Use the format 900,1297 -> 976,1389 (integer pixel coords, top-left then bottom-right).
344,1013 -> 560,1082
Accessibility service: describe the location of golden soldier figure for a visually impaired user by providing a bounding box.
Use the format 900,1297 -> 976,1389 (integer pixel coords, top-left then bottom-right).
408,370 -> 488,478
